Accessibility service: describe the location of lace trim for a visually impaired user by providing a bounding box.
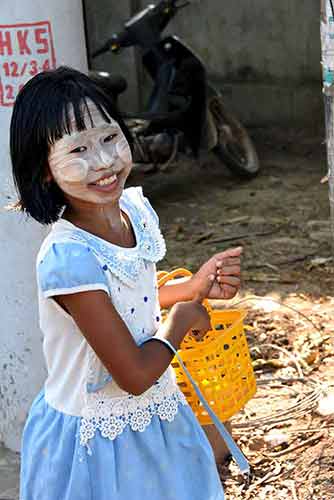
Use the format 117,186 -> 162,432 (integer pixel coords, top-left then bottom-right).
80,371 -> 187,448
68,190 -> 166,288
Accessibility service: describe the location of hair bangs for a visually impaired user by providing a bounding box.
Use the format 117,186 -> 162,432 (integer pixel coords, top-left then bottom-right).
44,84 -> 114,147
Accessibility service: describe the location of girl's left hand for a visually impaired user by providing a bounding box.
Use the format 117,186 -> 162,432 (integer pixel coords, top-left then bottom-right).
191,247 -> 242,300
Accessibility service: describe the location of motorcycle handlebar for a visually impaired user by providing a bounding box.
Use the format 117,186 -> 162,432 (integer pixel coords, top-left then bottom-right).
92,0 -> 194,58
92,31 -> 130,58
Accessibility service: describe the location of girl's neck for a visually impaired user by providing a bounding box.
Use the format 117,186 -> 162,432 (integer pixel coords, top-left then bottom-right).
62,199 -> 136,248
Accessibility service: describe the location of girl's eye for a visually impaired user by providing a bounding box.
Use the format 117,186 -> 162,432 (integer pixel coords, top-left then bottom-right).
70,146 -> 87,154
104,134 -> 117,143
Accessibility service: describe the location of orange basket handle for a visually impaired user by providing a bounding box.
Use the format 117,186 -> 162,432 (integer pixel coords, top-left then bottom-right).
157,268 -> 192,287
156,270 -> 172,282
157,268 -> 212,313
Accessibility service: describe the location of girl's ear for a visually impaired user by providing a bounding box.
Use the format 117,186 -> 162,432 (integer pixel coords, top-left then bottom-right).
42,167 -> 54,192
44,166 -> 53,184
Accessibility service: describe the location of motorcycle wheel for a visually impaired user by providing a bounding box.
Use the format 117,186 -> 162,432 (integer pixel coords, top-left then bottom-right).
209,94 -> 260,179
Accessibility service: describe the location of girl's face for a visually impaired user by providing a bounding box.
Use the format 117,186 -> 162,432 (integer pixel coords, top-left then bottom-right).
48,102 -> 132,205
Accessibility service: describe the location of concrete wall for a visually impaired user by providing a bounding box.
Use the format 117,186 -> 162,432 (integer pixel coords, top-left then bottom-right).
85,0 -> 323,129
83,0 -> 139,111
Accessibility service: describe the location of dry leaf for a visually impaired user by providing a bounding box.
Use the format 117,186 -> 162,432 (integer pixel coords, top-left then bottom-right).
316,393 -> 334,417
306,257 -> 333,271
264,430 -> 289,450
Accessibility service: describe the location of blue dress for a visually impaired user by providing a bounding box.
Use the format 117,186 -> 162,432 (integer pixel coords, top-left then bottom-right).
20,188 -> 225,500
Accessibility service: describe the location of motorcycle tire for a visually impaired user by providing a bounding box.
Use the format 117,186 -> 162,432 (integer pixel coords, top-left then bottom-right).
209,95 -> 260,179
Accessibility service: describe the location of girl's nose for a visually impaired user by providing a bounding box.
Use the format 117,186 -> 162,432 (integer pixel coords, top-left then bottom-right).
91,150 -> 115,170
100,150 -> 114,166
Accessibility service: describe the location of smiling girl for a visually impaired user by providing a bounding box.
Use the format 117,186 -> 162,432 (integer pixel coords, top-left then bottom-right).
11,67 -> 242,500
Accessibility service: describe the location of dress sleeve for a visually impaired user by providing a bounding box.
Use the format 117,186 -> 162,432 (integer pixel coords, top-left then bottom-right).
37,241 -> 110,298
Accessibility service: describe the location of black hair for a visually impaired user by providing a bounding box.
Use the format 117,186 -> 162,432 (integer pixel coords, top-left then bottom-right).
10,66 -> 133,225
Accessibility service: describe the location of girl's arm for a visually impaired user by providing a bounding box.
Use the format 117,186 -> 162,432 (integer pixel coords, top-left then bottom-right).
56,279 -> 212,396
158,277 -> 195,309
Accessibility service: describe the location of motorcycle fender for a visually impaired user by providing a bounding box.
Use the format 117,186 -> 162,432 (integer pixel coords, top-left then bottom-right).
143,35 -> 205,79
162,35 -> 205,67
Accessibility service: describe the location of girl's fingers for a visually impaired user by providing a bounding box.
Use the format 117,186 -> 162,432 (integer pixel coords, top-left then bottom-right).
216,247 -> 243,261
217,276 -> 240,287
216,257 -> 241,268
217,265 -> 241,276
193,274 -> 215,304
190,328 -> 209,341
222,284 -> 238,299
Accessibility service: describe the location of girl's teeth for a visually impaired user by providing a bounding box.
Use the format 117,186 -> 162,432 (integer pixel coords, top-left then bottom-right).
96,175 -> 117,186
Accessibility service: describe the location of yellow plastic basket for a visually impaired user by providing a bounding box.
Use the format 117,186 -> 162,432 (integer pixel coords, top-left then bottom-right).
158,269 -> 257,424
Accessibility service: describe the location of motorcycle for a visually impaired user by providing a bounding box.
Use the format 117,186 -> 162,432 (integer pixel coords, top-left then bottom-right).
90,0 -> 260,178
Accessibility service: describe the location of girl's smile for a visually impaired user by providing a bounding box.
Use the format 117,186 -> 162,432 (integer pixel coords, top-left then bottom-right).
88,173 -> 119,192
90,173 -> 118,187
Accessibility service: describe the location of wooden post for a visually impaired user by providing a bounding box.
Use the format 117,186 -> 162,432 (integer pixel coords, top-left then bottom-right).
321,1 -> 334,244
130,0 -> 145,110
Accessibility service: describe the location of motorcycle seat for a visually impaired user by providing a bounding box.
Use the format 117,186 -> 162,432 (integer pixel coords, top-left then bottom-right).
89,71 -> 128,98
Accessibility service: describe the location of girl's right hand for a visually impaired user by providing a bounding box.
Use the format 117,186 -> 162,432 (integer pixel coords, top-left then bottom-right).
171,301 -> 211,336
169,275 -> 214,339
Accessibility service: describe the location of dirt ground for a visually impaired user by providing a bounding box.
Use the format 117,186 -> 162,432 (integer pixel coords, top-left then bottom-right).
132,128 -> 334,500
1,130 -> 333,500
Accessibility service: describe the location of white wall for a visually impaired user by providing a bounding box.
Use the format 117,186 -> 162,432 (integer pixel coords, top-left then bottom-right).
0,0 -> 88,451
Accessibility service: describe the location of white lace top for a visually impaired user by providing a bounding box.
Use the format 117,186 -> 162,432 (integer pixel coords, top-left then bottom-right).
36,187 -> 186,448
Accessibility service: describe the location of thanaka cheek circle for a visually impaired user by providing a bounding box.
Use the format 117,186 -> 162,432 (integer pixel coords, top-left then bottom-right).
116,138 -> 132,165
55,158 -> 90,183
